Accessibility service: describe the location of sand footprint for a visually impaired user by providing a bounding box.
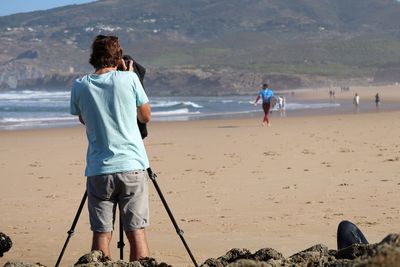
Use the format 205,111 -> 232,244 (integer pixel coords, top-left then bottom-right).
29,161 -> 42,167
301,149 -> 315,155
321,161 -> 332,167
384,157 -> 399,162
263,151 -> 280,156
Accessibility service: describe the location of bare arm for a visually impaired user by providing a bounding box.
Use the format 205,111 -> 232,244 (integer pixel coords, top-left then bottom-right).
137,103 -> 151,123
254,95 -> 261,105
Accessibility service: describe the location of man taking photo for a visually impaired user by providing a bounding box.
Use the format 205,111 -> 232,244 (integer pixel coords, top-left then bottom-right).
70,34 -> 151,261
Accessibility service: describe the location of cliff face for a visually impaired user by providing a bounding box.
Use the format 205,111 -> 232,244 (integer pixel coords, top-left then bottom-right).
0,63 -> 77,90
0,62 -> 305,95
145,67 -> 304,96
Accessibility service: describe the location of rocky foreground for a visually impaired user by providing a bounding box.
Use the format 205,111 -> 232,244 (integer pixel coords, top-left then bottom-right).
3,233 -> 400,267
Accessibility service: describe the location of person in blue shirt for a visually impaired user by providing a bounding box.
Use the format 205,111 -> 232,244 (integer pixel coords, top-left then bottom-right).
70,35 -> 151,261
254,83 -> 274,126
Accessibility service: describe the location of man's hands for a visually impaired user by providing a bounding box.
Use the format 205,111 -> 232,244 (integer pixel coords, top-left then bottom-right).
120,59 -> 134,71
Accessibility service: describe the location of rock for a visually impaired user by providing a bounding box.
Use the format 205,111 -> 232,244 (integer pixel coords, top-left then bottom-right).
201,258 -> 225,267
219,248 -> 252,264
355,245 -> 400,267
3,263 -> 46,267
75,250 -> 106,264
15,50 -> 39,60
74,255 -> 170,267
0,232 -> 12,257
201,248 -> 252,266
200,233 -> 400,266
0,62 -> 305,95
226,259 -> 274,267
336,243 -> 377,260
4,233 -> 400,267
379,233 -> 400,246
252,248 -> 284,262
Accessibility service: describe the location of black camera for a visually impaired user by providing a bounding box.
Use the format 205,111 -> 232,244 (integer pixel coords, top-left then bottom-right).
120,54 -> 148,139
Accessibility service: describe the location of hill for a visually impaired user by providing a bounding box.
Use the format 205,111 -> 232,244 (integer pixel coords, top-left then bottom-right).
1,0 -> 400,95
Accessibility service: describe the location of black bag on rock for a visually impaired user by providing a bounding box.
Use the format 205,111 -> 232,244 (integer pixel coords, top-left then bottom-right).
337,220 -> 369,250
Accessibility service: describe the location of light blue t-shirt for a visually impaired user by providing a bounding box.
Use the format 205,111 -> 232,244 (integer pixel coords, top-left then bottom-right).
259,88 -> 274,103
70,70 -> 149,176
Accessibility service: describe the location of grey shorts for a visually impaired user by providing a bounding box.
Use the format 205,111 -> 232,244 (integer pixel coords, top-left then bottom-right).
86,170 -> 149,232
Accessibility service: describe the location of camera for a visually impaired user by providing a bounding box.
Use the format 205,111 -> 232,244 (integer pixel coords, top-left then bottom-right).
119,54 -> 148,139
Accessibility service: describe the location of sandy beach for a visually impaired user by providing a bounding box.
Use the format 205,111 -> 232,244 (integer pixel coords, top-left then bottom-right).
1,87 -> 400,266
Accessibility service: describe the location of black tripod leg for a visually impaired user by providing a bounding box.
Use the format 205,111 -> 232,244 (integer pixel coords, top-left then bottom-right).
147,168 -> 198,267
55,191 -> 87,267
117,210 -> 125,260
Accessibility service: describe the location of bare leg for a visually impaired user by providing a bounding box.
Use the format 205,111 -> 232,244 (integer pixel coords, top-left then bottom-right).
263,114 -> 269,124
92,232 -> 112,258
262,103 -> 271,125
126,228 -> 149,261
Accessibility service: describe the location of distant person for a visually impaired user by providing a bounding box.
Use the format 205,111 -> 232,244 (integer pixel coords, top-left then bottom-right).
254,83 -> 274,126
279,96 -> 286,117
375,93 -> 380,108
329,90 -> 335,103
278,96 -> 283,110
70,35 -> 151,261
353,93 -> 360,108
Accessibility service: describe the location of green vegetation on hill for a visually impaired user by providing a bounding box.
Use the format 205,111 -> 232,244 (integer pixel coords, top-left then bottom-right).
1,0 -> 400,92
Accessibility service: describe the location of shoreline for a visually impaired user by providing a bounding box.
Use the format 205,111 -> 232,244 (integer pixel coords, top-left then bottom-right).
1,84 -> 400,131
1,99 -> 398,132
1,106 -> 399,134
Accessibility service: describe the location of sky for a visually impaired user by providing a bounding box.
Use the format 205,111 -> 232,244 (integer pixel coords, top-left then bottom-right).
0,0 -> 96,16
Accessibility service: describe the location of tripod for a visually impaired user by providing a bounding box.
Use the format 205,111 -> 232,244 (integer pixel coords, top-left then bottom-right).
55,192 -> 125,267
55,168 -> 198,267
55,191 -> 87,267
147,168 -> 198,267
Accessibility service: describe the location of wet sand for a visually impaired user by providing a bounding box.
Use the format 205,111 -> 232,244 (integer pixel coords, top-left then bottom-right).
0,86 -> 400,266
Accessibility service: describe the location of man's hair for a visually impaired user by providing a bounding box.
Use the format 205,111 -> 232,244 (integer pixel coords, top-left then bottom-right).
89,35 -> 123,69
263,83 -> 268,88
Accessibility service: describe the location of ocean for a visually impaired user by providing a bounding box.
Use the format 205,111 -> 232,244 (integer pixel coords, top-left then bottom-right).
0,89 -> 393,131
